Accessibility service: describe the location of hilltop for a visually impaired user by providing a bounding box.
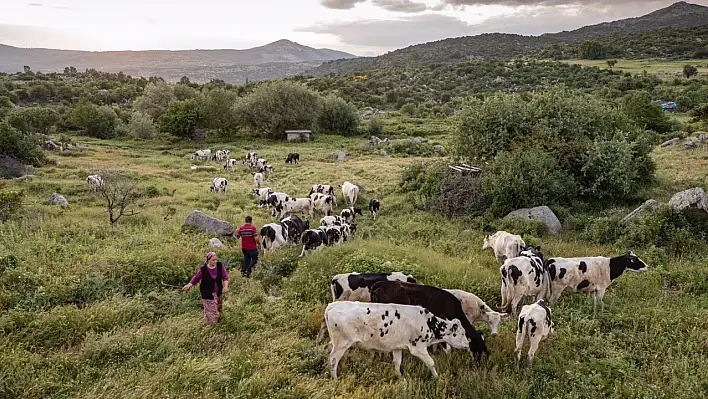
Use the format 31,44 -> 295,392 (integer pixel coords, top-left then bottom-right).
0,39 -> 356,83
310,1 -> 708,75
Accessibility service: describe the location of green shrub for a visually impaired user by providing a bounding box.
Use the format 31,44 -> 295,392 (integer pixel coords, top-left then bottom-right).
482,148 -> 577,216
0,189 -> 24,222
368,118 -> 384,136
0,122 -> 46,167
398,161 -> 446,210
582,216 -> 622,244
429,173 -> 489,218
621,91 -> 676,133
317,95 -> 359,136
386,140 -> 435,157
618,209 -> 708,257
491,217 -> 548,238
69,103 -> 117,139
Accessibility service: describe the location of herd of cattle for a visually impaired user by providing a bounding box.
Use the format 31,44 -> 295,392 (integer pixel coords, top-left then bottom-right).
189,149 -> 382,258
83,148 -> 649,380
319,230 -> 648,379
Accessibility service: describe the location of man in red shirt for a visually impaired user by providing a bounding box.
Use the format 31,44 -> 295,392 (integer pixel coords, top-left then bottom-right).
235,216 -> 260,278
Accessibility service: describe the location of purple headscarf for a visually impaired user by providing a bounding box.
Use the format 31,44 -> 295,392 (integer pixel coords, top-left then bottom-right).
205,251 -> 217,266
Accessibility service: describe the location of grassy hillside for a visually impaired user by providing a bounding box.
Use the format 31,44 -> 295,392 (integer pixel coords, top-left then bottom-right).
559,59 -> 708,78
1,133 -> 706,398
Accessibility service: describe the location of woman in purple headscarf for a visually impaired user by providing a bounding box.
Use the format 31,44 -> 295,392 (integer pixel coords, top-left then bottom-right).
183,252 -> 229,324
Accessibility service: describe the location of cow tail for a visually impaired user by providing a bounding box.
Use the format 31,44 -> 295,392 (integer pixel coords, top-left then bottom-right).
518,317 -> 529,350
504,271 -> 514,311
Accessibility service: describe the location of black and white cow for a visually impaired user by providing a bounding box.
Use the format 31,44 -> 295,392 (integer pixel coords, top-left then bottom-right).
340,206 -> 363,224
515,299 -> 554,366
280,215 -> 308,244
311,193 -> 336,216
320,215 -> 345,227
191,149 -> 211,161
330,272 -> 417,302
369,199 -> 380,220
271,197 -> 313,219
224,158 -> 238,171
309,184 -> 335,196
546,251 -> 648,311
299,228 -> 329,258
259,192 -> 289,209
260,223 -> 287,254
252,187 -> 274,201
370,280 -> 489,360
87,174 -> 103,192
211,177 -> 228,193
325,301 -> 470,379
286,153 -> 300,164
500,246 -> 547,315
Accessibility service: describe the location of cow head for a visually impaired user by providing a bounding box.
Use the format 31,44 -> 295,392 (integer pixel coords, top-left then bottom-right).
252,189 -> 261,196
348,222 -> 357,235
625,251 -> 648,272
482,309 -> 509,336
467,328 -> 489,361
442,319 -> 469,351
354,207 -> 363,216
482,235 -> 494,250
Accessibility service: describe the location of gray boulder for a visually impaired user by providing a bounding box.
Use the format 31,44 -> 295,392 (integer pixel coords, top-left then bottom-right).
43,140 -> 60,151
661,138 -> 680,147
334,151 -> 347,161
208,237 -> 225,249
379,150 -> 389,157
668,187 -> 708,218
434,144 -> 445,154
370,136 -> 382,148
505,206 -> 562,235
182,210 -> 234,236
48,193 -> 68,208
620,199 -> 664,224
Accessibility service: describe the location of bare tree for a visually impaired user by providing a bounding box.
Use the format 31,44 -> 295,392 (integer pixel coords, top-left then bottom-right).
95,171 -> 140,226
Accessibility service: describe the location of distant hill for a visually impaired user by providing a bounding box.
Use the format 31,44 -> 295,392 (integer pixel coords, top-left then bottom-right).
545,1 -> 708,42
310,1 -> 708,75
0,39 -> 356,83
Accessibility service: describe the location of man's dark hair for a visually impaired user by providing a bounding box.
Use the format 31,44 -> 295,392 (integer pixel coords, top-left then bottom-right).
245,216 -> 252,223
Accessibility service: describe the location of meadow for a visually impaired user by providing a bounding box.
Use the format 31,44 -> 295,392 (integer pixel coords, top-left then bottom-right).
1,131 -> 707,399
561,59 -> 708,79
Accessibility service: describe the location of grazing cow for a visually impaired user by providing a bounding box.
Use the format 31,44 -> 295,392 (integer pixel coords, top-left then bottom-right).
323,225 -> 350,245
320,215 -> 345,227
311,193 -> 336,216
369,199 -> 380,220
255,158 -> 267,170
500,247 -> 548,315
309,184 -> 335,196
546,251 -> 648,311
190,149 -> 211,160
260,223 -> 288,254
87,174 -> 103,192
271,197 -> 313,219
446,289 -> 509,336
341,181 -> 360,205
370,280 -> 489,360
260,164 -> 273,177
515,300 -> 554,366
325,301 -> 470,379
286,153 -> 300,164
252,172 -> 264,188
259,192 -> 289,209
210,177 -> 228,193
340,206 -> 363,224
246,152 -> 258,164
482,231 -> 526,261
299,228 -> 329,258
224,158 -> 238,171
280,215 -> 308,244
330,272 -> 417,302
252,187 -> 274,201
214,150 -> 229,162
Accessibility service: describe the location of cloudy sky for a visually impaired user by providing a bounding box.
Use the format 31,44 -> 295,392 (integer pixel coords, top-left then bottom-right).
0,0 -> 705,55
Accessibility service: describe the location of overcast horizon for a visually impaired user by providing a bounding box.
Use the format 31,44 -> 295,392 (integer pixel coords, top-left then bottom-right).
1,0 -> 707,56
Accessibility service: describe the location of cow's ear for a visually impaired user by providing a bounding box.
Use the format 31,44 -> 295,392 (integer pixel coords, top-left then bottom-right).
535,245 -> 541,251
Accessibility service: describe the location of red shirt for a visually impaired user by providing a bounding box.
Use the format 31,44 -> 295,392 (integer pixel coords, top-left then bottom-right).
237,223 -> 258,250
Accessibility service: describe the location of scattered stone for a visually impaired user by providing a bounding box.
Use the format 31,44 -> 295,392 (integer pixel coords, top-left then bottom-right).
505,206 -> 562,235
48,193 -> 69,208
379,150 -> 389,157
334,151 -> 347,161
434,144 -> 445,154
42,140 -> 60,151
14,174 -> 37,181
265,296 -> 282,301
620,199 -> 664,224
668,187 -> 708,218
370,136 -> 382,148
660,138 -> 680,147
182,210 -> 235,236
208,237 -> 225,249
383,261 -> 393,267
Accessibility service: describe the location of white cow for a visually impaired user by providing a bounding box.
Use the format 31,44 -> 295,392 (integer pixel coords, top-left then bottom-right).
309,184 -> 335,196
325,301 -> 469,379
87,174 -> 103,192
515,300 -> 554,366
446,289 -> 509,336
320,215 -> 345,227
224,158 -> 238,171
260,223 -> 287,254
190,149 -> 211,161
211,177 -> 228,193
252,187 -> 274,201
546,252 -> 648,311
253,172 -> 264,188
271,197 -> 313,219
341,181 -> 359,205
214,150 -> 229,162
482,231 -> 525,261
500,247 -> 548,315
310,193 -> 336,216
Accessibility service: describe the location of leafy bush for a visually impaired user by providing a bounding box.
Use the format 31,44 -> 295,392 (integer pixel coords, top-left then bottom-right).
621,91 -> 675,133
128,111 -> 155,140
386,140 -> 435,157
429,173 -> 490,218
0,189 -> 24,222
6,107 -> 60,135
689,103 -> 708,123
399,161 -> 446,210
158,98 -> 204,139
482,148 -> 577,216
317,95 -> 359,136
368,118 -> 384,136
0,122 -> 46,167
69,103 -> 117,139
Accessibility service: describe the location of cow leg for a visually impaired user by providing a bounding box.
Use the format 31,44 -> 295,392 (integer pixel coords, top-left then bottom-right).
596,287 -> 606,312
299,245 -> 307,258
316,319 -> 328,343
392,350 -> 403,376
329,341 -> 352,380
514,320 -> 527,363
410,347 -> 437,378
527,334 -> 541,367
510,293 -> 523,316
